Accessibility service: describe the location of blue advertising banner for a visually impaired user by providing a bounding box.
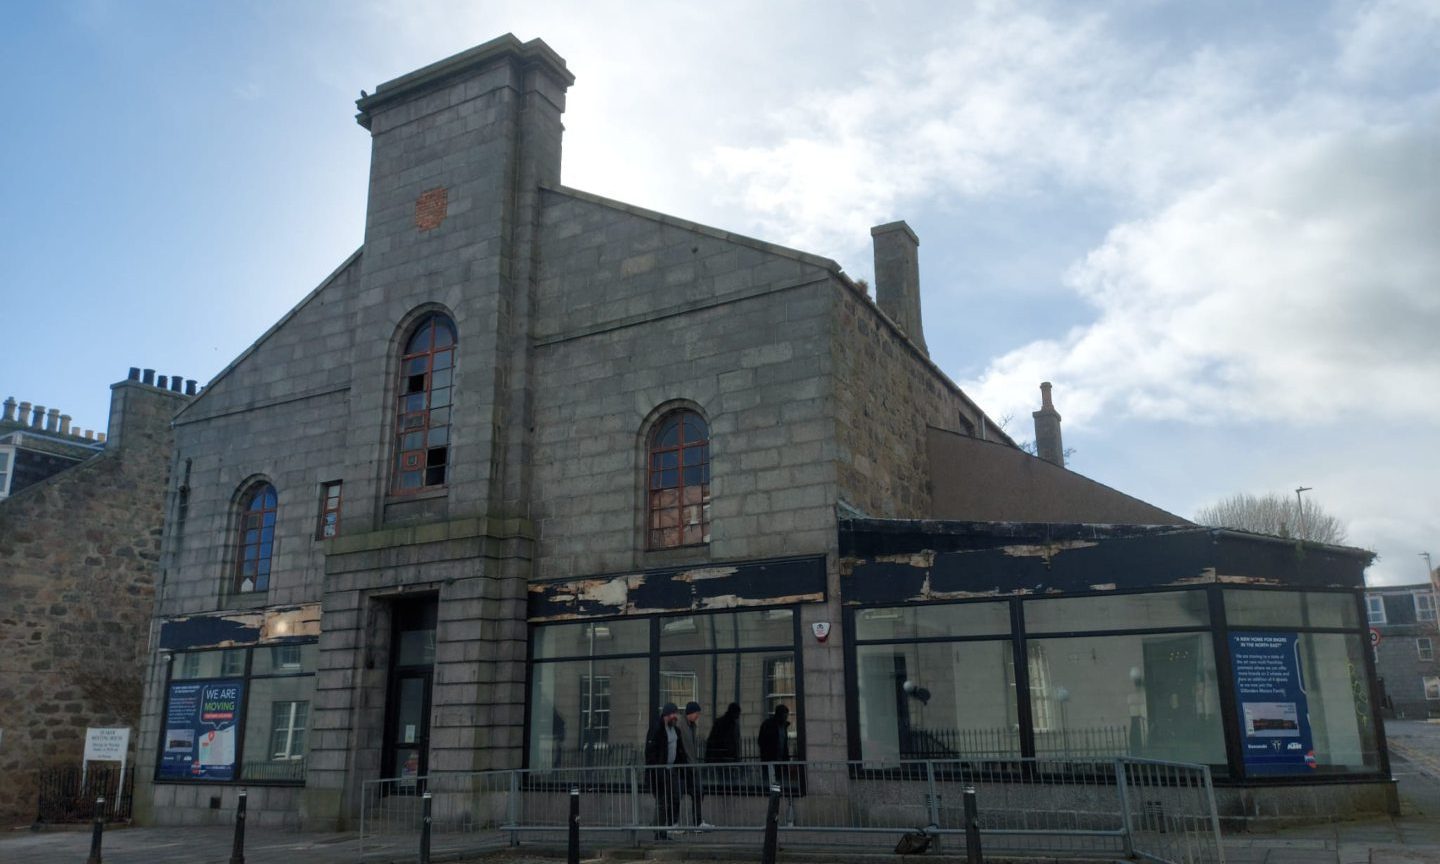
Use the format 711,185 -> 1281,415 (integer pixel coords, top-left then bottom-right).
158,679 -> 244,780
1229,631 -> 1314,774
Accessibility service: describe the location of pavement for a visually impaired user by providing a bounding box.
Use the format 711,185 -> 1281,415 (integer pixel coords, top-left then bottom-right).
6,722 -> 1440,864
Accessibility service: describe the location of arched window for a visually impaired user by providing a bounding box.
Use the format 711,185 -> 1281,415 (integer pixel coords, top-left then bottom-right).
393,314 -> 457,493
235,482 -> 277,593
647,410 -> 710,549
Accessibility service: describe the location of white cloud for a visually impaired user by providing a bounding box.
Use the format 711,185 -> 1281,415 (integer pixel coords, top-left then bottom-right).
970,126 -> 1440,427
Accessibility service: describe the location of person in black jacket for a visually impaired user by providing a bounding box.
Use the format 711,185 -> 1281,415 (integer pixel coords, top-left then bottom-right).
757,704 -> 790,763
706,702 -> 743,762
644,703 -> 684,837
705,701 -> 743,798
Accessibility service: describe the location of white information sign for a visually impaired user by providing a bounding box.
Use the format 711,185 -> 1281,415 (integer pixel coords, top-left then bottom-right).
83,727 -> 131,817
84,727 -> 130,762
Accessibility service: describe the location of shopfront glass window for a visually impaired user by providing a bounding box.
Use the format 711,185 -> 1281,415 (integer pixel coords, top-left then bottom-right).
532,619 -> 650,659
1223,590 -> 1359,629
1026,591 -> 1209,633
161,642 -> 316,784
529,657 -> 649,771
857,640 -> 1019,762
658,651 -> 797,761
854,602 -> 1010,641
1026,633 -> 1224,764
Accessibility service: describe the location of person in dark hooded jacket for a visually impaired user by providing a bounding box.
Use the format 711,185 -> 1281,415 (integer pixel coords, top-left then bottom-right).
705,702 -> 743,763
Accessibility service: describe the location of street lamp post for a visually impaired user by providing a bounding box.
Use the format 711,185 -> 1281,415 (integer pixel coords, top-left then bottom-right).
1295,486 -> 1312,541
1423,552 -> 1434,591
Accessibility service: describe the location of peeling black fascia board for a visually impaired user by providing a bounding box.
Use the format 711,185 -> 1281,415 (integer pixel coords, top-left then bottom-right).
840,525 -> 1368,605
528,555 -> 826,621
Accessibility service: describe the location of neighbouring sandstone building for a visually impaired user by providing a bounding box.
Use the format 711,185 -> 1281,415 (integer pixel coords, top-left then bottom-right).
0,371 -> 192,825
132,35 -> 1394,831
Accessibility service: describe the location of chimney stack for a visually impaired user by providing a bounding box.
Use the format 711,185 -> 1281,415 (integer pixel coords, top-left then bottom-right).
2,397 -> 14,422
871,221 -> 927,354
1032,382 -> 1065,467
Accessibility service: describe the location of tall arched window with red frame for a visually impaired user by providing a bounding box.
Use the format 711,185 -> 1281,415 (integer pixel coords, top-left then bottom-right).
648,410 -> 710,549
393,314 -> 457,494
235,482 -> 277,593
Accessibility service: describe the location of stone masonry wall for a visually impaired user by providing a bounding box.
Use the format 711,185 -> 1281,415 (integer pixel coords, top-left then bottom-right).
831,283 -> 995,519
531,188 -> 841,579
0,380 -> 186,827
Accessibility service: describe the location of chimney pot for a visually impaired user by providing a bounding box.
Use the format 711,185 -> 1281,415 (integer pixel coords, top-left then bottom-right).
142,369 -> 155,386
870,220 -> 928,354
83,429 -> 94,441
2,397 -> 14,422
170,375 -> 183,392
96,432 -> 106,444
157,375 -> 168,390
128,367 -> 141,381
186,379 -> 198,396
18,401 -> 32,425
1031,381 -> 1065,467
60,414 -> 71,435
31,405 -> 45,428
45,408 -> 60,432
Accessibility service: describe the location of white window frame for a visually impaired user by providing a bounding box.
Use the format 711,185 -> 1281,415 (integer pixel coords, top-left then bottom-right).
269,700 -> 308,761
1366,595 -> 1386,625
1419,638 -> 1435,662
0,444 -> 14,499
1415,592 -> 1437,623
1425,676 -> 1440,701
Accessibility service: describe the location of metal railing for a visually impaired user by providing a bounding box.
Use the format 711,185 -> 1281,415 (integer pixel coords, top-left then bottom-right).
360,757 -> 1223,864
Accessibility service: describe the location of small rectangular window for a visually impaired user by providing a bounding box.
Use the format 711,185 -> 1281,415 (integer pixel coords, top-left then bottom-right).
1426,676 -> 1440,701
1419,638 -> 1434,662
1366,596 -> 1387,625
0,444 -> 13,498
316,481 -> 342,539
1415,593 -> 1437,623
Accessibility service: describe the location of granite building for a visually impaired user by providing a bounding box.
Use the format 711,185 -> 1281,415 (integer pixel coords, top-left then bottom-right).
133,35 -> 1394,830
0,371 -> 192,826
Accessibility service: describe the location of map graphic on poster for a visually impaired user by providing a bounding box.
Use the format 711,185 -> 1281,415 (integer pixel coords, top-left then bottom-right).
158,679 -> 243,780
1229,632 -> 1315,774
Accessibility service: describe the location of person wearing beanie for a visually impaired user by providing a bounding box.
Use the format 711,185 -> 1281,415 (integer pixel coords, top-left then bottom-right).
677,701 -> 711,829
644,703 -> 685,837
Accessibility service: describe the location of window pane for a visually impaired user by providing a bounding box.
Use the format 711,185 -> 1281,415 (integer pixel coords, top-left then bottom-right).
396,629 -> 437,666
252,643 -> 317,676
659,609 -> 794,653
855,602 -> 1011,641
173,649 -> 248,680
661,651 -> 795,761
1224,590 -> 1360,629
1025,591 -> 1209,634
1027,634 -> 1224,765
241,676 -> 314,781
857,641 -> 1019,762
529,657 -> 649,771
533,619 -> 650,659
1231,632 -> 1378,775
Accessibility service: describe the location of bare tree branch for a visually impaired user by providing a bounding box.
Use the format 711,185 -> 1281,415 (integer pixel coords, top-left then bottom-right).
1194,492 -> 1347,545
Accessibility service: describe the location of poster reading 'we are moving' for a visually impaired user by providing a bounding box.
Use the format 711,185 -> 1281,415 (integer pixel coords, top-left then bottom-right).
158,680 -> 244,780
1230,632 -> 1314,774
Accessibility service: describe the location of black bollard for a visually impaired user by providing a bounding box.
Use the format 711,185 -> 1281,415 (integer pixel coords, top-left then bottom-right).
761,784 -> 781,864
229,788 -> 247,864
963,786 -> 983,864
85,797 -> 105,864
419,791 -> 432,864
568,786 -> 580,864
